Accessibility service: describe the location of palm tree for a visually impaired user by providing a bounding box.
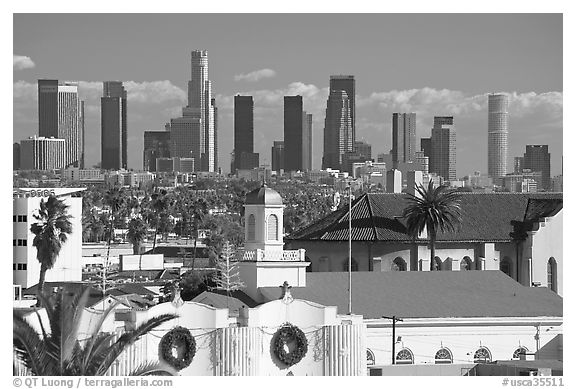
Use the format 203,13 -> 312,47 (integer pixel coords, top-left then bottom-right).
30,196 -> 73,303
150,190 -> 170,253
402,180 -> 463,271
102,187 -> 125,292
127,218 -> 148,255
13,286 -> 177,376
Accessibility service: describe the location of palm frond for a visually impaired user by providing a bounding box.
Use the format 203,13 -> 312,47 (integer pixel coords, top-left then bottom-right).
13,312 -> 52,375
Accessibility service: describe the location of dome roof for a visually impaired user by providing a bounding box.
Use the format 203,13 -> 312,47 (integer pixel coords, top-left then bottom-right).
245,185 -> 283,206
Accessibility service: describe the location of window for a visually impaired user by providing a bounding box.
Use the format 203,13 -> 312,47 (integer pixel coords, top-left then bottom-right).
396,348 -> 414,364
433,256 -> 442,271
513,347 -> 529,360
13,263 -> 16,271
547,258 -> 557,293
392,257 -> 407,271
435,348 -> 453,364
22,215 -> 27,223
473,347 -> 492,363
13,215 -> 16,222
13,239 -> 16,246
367,349 -> 375,366
342,257 -> 358,272
500,257 -> 512,278
247,214 -> 256,241
19,239 -> 27,246
267,214 -> 279,241
461,256 -> 473,271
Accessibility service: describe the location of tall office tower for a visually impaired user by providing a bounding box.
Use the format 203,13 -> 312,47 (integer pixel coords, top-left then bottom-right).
488,93 -> 509,178
79,100 -> 85,169
322,90 -> 353,170
354,141 -> 372,161
212,97 -> 218,172
392,113 -> 417,166
101,81 -> 127,170
430,116 -> 456,181
233,95 -> 259,171
143,131 -> 171,172
284,96 -> 304,172
20,136 -> 66,170
514,157 -> 525,174
186,50 -> 216,172
13,143 -> 21,170
415,151 -> 429,174
271,141 -> 285,173
302,112 -> 313,171
170,110 -> 202,167
524,145 -> 551,190
38,79 -> 81,168
330,75 -> 356,143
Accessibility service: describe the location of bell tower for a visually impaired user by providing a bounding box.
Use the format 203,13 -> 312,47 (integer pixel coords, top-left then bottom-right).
238,184 -> 309,302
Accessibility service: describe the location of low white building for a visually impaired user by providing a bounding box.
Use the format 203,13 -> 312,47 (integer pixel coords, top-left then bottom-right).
13,188 -> 84,289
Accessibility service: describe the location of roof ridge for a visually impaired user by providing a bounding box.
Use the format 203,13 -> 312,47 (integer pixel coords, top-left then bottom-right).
365,193 -> 378,240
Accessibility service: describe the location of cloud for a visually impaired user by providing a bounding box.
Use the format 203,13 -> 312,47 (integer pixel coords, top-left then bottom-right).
13,55 -> 35,71
124,80 -> 186,104
234,68 -> 277,82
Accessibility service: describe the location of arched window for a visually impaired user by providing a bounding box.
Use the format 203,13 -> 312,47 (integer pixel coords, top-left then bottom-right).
342,257 -> 358,272
396,348 -> 414,364
548,258 -> 557,293
473,347 -> 492,363
247,214 -> 256,241
513,346 -> 529,360
433,256 -> 443,271
392,257 -> 407,271
435,348 -> 453,364
366,349 -> 375,366
461,256 -> 473,271
267,214 -> 279,241
500,256 -> 512,278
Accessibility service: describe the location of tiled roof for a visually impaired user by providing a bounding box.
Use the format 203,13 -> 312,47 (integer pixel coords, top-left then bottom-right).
259,271 -> 562,319
287,192 -> 563,242
107,284 -> 157,296
23,282 -> 104,307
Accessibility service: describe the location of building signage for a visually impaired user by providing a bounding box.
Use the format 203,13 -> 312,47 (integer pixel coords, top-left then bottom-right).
13,189 -> 56,198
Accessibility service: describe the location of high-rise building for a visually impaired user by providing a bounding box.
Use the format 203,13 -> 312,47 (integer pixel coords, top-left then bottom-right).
169,111 -> 202,168
392,113 -> 417,166
302,112 -> 313,171
415,151 -> 429,174
523,145 -> 551,190
80,100 -> 85,169
143,131 -> 171,172
354,141 -> 372,161
13,143 -> 21,170
488,93 -> 509,178
430,116 -> 456,181
101,81 -> 127,170
19,136 -> 66,170
322,90 -> 353,170
271,141 -> 285,173
187,50 -> 216,172
38,79 -> 81,168
284,96 -> 304,172
514,157 -> 525,174
233,95 -> 259,171
212,97 -> 218,172
330,75 -> 355,142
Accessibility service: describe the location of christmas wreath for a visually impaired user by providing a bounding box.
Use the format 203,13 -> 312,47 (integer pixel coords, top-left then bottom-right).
272,323 -> 308,366
158,326 -> 196,370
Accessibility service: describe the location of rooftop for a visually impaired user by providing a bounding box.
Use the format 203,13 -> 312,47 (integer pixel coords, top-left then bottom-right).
259,271 -> 563,319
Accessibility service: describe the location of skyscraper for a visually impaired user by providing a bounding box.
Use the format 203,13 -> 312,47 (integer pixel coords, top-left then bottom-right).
271,141 -> 285,173
392,113 -> 417,166
80,100 -> 85,169
330,75 -> 355,143
101,81 -> 127,170
523,145 -> 551,190
430,116 -> 456,181
488,93 -> 509,178
233,95 -> 259,171
143,131 -> 171,172
169,110 -> 202,165
20,136 -> 66,170
322,90 -> 353,170
284,96 -> 304,172
302,112 -> 313,171
188,50 -> 216,172
212,97 -> 218,172
38,79 -> 81,168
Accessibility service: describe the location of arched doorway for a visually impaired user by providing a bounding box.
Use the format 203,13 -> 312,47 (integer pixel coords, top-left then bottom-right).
392,257 -> 407,271
548,257 -> 558,293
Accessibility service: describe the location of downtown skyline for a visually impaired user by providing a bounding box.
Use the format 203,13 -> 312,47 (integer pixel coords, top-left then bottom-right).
13,13 -> 562,176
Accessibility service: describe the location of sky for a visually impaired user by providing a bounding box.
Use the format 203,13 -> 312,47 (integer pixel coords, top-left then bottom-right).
12,13 -> 563,176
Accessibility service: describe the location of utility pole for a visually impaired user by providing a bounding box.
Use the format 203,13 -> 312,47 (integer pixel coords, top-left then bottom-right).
382,315 -> 403,364
348,184 -> 352,315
